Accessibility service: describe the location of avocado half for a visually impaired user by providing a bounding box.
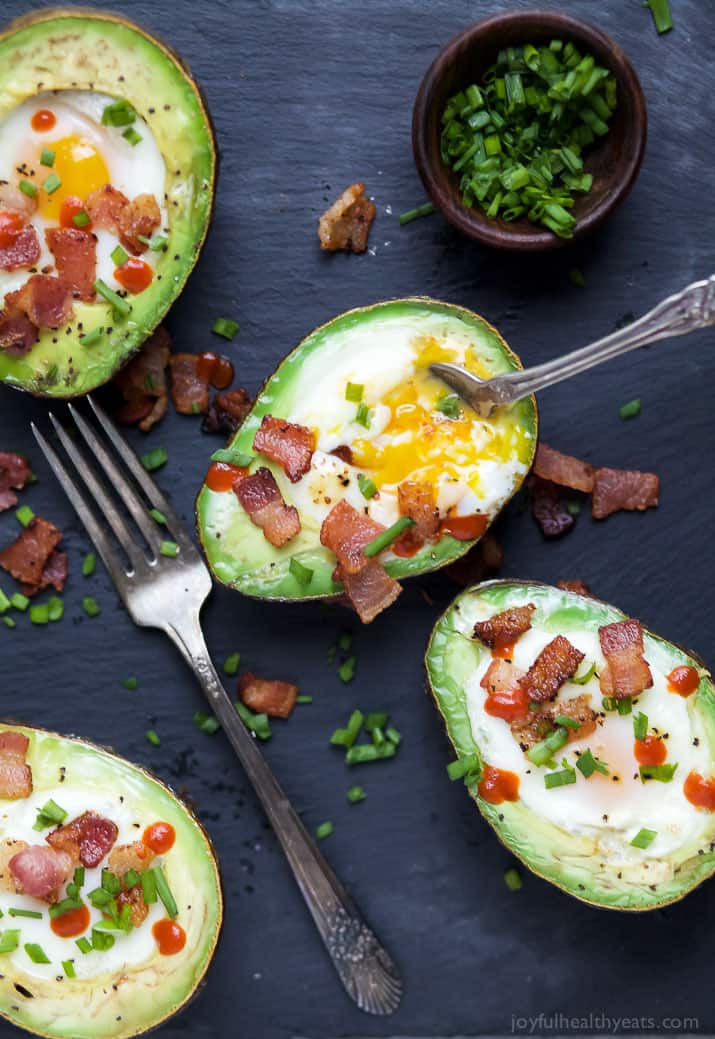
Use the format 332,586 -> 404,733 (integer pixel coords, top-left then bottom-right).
0,724 -> 222,1039
0,8 -> 215,396
426,580 -> 715,910
196,298 -> 537,601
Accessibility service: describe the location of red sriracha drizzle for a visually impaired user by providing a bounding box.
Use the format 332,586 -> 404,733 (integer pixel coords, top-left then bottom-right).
667,665 -> 700,697
440,514 -> 489,541
153,918 -> 186,955
634,734 -> 667,767
115,257 -> 153,294
196,352 -> 235,390
51,903 -> 90,939
143,821 -> 176,855
478,764 -> 520,804
205,461 -> 247,493
684,771 -> 715,811
31,108 -> 56,132
60,196 -> 92,230
0,211 -> 23,247
484,683 -> 529,723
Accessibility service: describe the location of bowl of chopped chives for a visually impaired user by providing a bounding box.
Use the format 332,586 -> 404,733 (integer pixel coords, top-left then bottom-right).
412,11 -> 647,250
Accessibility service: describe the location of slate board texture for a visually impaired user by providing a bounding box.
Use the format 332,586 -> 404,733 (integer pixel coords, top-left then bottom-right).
0,1 -> 713,1037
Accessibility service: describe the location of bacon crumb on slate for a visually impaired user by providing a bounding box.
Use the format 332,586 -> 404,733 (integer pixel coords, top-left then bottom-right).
474,604 -> 536,652
558,579 -> 592,596
45,228 -> 97,301
0,452 -> 31,512
533,443 -> 595,492
170,353 -> 211,415
113,325 -> 171,432
318,182 -> 376,254
530,476 -> 575,538
599,619 -> 653,699
238,673 -> 299,719
338,560 -> 402,624
0,731 -> 32,800
46,811 -> 119,869
0,516 -> 63,595
519,635 -> 585,704
320,499 -> 384,575
235,466 -> 301,547
5,274 -> 74,329
0,312 -> 38,356
202,388 -> 253,436
591,467 -> 659,520
24,548 -> 68,597
253,415 -> 315,483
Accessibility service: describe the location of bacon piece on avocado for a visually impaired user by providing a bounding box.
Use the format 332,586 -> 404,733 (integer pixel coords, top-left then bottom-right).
9,845 -> 73,902
320,499 -> 384,576
5,274 -> 74,329
599,619 -> 653,699
473,604 -> 536,654
0,731 -> 32,799
338,559 -> 402,624
45,227 -> 97,301
235,467 -> 300,548
253,415 -> 316,484
519,635 -> 585,704
47,811 -> 119,869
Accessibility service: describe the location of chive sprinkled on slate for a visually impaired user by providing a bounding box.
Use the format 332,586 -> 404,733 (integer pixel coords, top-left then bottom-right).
15,505 -> 34,527
30,603 -> 49,625
347,786 -> 366,804
149,508 -> 167,525
619,398 -> 641,420
82,552 -> 96,577
212,318 -> 239,341
644,0 -> 673,34
223,652 -> 240,676
194,711 -> 220,735
122,676 -> 138,690
159,540 -> 179,558
47,596 -> 64,622
399,202 -> 435,225
504,867 -> 523,891
145,729 -> 160,747
338,655 -> 357,683
296,695 -> 313,704
10,593 -> 29,612
569,267 -> 586,288
82,596 -> 100,618
141,447 -> 168,471
315,821 -> 333,840
236,702 -> 271,740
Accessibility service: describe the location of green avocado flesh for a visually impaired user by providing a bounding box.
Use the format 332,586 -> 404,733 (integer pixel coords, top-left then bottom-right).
0,11 -> 214,397
0,726 -> 222,1039
426,581 -> 715,910
197,299 -> 536,601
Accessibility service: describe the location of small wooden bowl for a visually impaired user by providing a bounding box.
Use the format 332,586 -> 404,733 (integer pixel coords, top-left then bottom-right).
412,11 -> 647,251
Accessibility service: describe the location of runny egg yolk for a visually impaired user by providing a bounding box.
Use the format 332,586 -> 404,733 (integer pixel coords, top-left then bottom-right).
37,135 -> 110,220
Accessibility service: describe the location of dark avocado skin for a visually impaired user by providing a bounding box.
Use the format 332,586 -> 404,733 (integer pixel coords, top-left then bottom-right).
0,8 -> 216,397
425,579 -> 715,911
195,297 -> 538,604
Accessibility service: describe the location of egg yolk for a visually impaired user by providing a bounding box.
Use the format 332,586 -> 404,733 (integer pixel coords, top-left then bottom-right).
37,135 -> 110,220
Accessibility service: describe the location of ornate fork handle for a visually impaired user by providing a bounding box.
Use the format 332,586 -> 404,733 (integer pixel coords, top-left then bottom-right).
502,272 -> 715,402
166,614 -> 401,1016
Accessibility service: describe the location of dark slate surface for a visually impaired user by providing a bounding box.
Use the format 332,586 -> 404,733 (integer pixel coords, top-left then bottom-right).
0,1 -> 714,1036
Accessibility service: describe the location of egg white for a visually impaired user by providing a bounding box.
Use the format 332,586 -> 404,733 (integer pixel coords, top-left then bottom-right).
0,90 -> 168,303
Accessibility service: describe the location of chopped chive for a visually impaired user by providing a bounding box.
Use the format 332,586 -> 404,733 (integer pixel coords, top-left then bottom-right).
544,766 -> 576,789
631,827 -> 657,849
345,742 -> 396,765
101,99 -> 137,127
569,267 -> 586,288
640,763 -> 678,783
236,702 -> 272,740
504,867 -> 523,892
30,603 -> 49,625
385,726 -> 401,745
149,508 -> 167,525
210,447 -> 253,467
75,937 -> 92,954
355,402 -> 371,429
446,753 -> 480,782
633,711 -> 648,741
82,552 -> 96,577
49,897 -> 82,918
315,821 -> 333,840
40,147 -> 55,168
0,930 -> 20,954
101,869 -> 121,895
87,887 -> 113,909
94,278 -> 132,317
296,694 -> 313,704
159,540 -> 179,558
527,726 -> 568,767
47,596 -> 64,622
24,942 -> 51,964
91,929 -> 115,952
619,398 -> 641,420
141,447 -> 168,471
42,172 -> 61,195
347,785 -> 366,804
566,501 -> 581,515
399,201 -> 435,225
73,867 -> 85,888
357,474 -> 377,499
32,798 -> 68,831
80,326 -> 103,346
82,596 -> 100,618
345,382 -> 364,403
365,712 -> 388,732
338,655 -> 357,683
140,870 -> 157,904
575,748 -> 609,778
553,714 -> 581,729
72,210 -> 91,228
644,0 -> 673,34
223,652 -> 241,675
212,318 -> 239,341
3,617 -> 16,629
121,676 -> 138,690
18,179 -> 37,199
124,869 -> 140,890
363,517 -> 415,558
601,696 -> 618,712
435,393 -> 461,419
0,588 -> 9,613
616,697 -> 633,716
289,557 -> 313,586
9,907 -> 43,919
338,632 -> 352,652
137,233 -> 169,251
111,245 -> 129,268
371,725 -> 385,747
145,729 -> 160,747
569,660 -> 595,685
62,959 -> 76,978
154,866 -> 178,918
194,711 -> 220,735
15,504 -> 34,527
122,126 -> 143,146
10,592 -> 29,612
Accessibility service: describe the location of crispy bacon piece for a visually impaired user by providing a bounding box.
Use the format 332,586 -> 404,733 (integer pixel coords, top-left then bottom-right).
558,579 -> 592,596
445,534 -> 503,586
108,840 -> 155,877
510,694 -> 597,751
86,184 -> 131,229
9,845 -> 73,901
22,549 -> 68,598
0,181 -> 38,220
599,619 -> 653,700
0,731 -> 32,799
114,325 -> 171,432
0,312 -> 37,356
0,838 -> 27,893
519,635 -> 585,704
45,228 -> 97,301
320,499 -> 384,575
202,388 -> 253,436
5,274 -> 74,329
473,604 -> 536,653
235,467 -> 300,547
118,193 -> 161,255
46,811 -> 119,869
330,445 -> 354,466
338,560 -> 402,624
0,452 -> 31,512
510,708 -> 555,751
534,443 -> 595,492
530,476 -> 574,538
238,673 -> 299,719
481,659 -> 524,694
0,516 -> 63,595
397,480 -> 440,541
591,467 -> 659,520
0,223 -> 41,271
117,883 -> 149,928
170,353 -> 211,415
318,182 -> 376,254
253,415 -> 316,483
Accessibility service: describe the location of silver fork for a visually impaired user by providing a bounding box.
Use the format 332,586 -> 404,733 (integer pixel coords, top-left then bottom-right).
431,273 -> 715,417
31,397 -> 402,1016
